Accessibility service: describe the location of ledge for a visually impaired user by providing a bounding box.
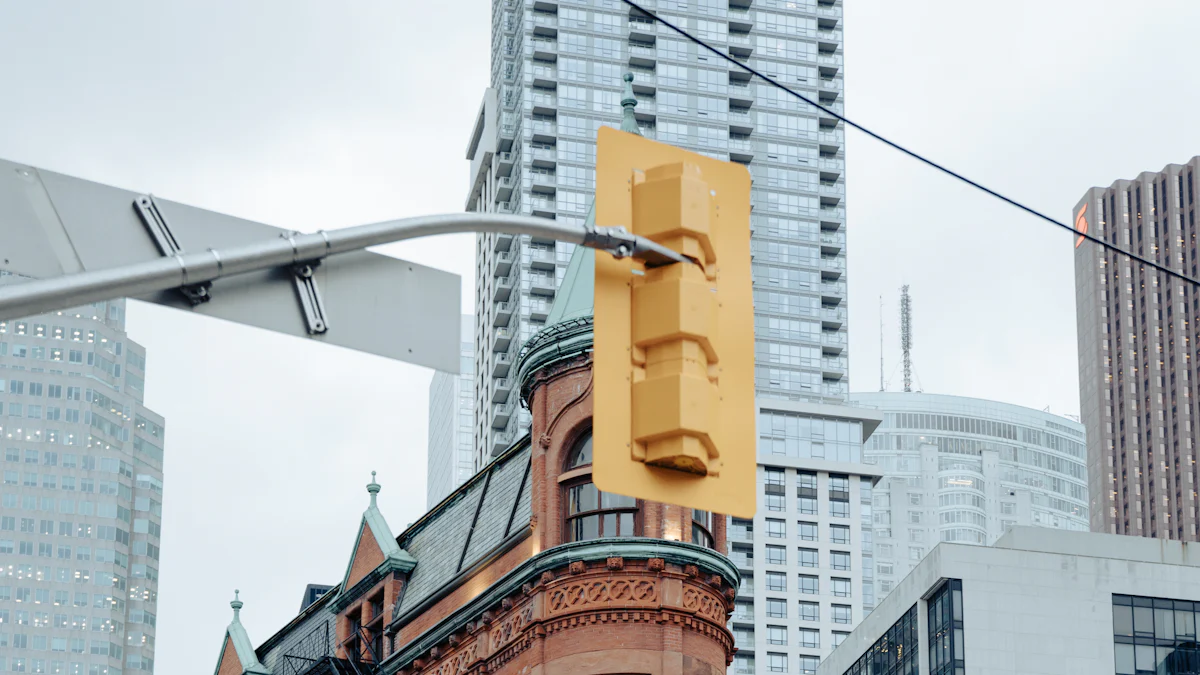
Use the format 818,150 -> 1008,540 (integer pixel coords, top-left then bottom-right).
384,538 -> 739,673
515,316 -> 594,405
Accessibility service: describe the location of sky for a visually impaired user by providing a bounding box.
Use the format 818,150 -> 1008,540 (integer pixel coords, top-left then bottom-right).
0,1 -> 1198,672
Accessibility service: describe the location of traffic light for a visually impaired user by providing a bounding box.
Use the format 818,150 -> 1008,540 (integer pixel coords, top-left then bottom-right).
592,126 -> 756,519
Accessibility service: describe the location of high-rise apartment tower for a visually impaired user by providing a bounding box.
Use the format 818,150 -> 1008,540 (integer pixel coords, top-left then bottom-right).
466,0 -> 850,469
0,277 -> 166,675
426,314 -> 477,508
1074,156 -> 1200,540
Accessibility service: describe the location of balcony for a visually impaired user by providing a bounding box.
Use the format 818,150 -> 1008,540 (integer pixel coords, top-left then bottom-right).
822,356 -> 847,379
529,299 -> 552,321
496,175 -> 516,201
819,156 -> 844,173
820,181 -> 844,205
493,301 -> 514,327
531,92 -> 557,115
729,82 -> 754,108
528,196 -> 556,218
728,8 -> 753,32
737,579 -> 754,596
531,146 -> 557,168
532,13 -> 558,36
728,0 -> 752,8
821,305 -> 846,329
531,120 -> 557,143
729,109 -> 755,135
732,605 -> 755,623
531,38 -> 558,62
820,231 -> 844,255
494,249 -> 516,276
730,552 -> 753,570
529,272 -> 557,297
492,377 -> 513,403
492,401 -> 515,429
819,206 -> 845,226
734,632 -> 755,652
492,326 -> 515,353
628,43 -> 656,68
629,19 -> 656,43
492,351 -> 513,377
491,429 -> 514,456
628,69 -> 656,94
729,523 -> 753,541
532,65 -> 557,89
817,4 -> 841,29
727,33 -> 754,57
495,151 -> 516,178
530,172 -> 556,195
821,280 -> 846,303
529,247 -> 560,270
818,28 -> 843,49
493,275 -> 514,302
728,138 -> 754,163
494,231 -> 514,252
821,256 -> 845,279
822,331 -> 846,354
819,129 -> 843,149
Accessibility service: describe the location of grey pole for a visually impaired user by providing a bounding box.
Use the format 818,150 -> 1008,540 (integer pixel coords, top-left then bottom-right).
0,212 -> 690,322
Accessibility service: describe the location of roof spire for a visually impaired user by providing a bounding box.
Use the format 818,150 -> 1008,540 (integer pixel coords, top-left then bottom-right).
230,589 -> 243,623
620,72 -> 641,136
366,470 -> 380,508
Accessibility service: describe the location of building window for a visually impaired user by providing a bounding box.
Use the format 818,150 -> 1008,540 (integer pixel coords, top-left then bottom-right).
798,601 -> 819,622
798,520 -> 818,541
829,474 -> 850,501
691,509 -> 716,550
833,631 -> 850,648
797,471 -> 818,495
908,493 -> 922,506
908,511 -> 922,524
799,628 -> 819,649
767,518 -> 787,538
842,606 -> 918,673
798,547 -> 818,568
766,545 -> 787,565
909,547 -> 924,561
798,655 -> 819,675
799,497 -> 817,515
734,655 -> 755,675
928,579 -> 964,675
830,524 -> 850,544
766,571 -> 786,592
768,493 -> 786,512
768,625 -> 788,645
831,551 -> 851,571
768,652 -> 788,673
1113,594 -> 1200,675
832,604 -> 852,624
832,577 -> 851,598
767,598 -> 787,618
798,575 -> 818,595
830,501 -> 850,518
563,430 -> 638,541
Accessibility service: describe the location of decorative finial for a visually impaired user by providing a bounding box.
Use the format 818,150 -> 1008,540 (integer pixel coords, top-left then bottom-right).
230,589 -> 243,621
367,470 -> 381,508
620,72 -> 641,136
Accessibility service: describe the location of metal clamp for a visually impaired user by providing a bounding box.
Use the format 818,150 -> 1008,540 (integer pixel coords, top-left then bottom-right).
279,231 -> 329,335
133,195 -> 212,305
581,223 -> 696,268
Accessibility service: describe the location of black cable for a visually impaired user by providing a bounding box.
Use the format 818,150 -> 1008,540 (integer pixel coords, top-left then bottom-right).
620,0 -> 1200,288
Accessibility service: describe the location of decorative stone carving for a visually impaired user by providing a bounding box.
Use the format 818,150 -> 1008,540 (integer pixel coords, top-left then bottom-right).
724,587 -> 736,602
539,434 -> 553,448
684,564 -> 699,578
683,586 -> 726,623
540,571 -> 555,585
568,561 -> 586,575
648,558 -> 665,572
489,603 -> 535,652
501,597 -> 513,611
606,556 -> 624,570
708,574 -> 722,588
547,578 -> 659,615
522,582 -> 535,596
448,634 -> 460,647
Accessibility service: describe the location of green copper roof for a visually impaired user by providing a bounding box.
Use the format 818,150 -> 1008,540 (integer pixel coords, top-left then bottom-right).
620,72 -> 642,135
545,208 -> 596,326
213,590 -> 271,675
337,472 -> 417,597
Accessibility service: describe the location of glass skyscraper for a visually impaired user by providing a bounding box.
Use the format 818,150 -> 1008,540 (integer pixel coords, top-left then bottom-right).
466,0 -> 849,470
426,314 -> 477,509
0,276 -> 165,675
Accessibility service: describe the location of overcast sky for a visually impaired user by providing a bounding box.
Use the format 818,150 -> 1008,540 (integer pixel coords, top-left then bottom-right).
1,1 -> 1198,673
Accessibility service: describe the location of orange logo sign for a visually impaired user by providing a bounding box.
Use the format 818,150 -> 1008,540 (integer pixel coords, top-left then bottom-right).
1075,203 -> 1088,248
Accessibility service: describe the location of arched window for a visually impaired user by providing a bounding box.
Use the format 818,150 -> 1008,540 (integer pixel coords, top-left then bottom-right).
562,429 -> 639,541
691,509 -> 716,550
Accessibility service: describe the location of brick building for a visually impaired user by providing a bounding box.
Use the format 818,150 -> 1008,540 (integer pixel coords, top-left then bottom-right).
210,251 -> 739,675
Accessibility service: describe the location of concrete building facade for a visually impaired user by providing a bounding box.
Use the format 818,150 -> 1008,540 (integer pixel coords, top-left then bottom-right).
728,401 -> 882,675
0,285 -> 166,675
465,0 -> 851,470
209,253 -> 738,675
818,526 -> 1200,675
847,392 -> 1088,603
1074,156 -> 1200,540
425,315 -> 477,509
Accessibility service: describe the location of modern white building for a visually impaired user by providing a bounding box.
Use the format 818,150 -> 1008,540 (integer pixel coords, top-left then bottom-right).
818,526 -> 1200,675
0,282 -> 166,675
426,314 -> 477,508
466,0 -> 850,471
728,399 -> 882,675
847,392 -> 1089,604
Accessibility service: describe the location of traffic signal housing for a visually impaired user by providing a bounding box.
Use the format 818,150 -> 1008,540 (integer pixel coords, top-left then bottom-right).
593,127 -> 756,519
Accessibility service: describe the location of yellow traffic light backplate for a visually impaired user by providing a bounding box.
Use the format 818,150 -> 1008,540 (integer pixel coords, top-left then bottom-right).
593,126 -> 756,519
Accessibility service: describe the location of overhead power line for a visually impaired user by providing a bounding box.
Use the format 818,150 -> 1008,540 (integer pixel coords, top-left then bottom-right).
620,0 -> 1200,289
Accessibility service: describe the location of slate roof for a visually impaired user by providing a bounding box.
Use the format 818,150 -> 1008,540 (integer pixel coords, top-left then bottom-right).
395,437 -> 533,617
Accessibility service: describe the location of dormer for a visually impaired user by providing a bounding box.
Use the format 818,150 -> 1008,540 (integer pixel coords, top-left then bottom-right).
212,591 -> 271,675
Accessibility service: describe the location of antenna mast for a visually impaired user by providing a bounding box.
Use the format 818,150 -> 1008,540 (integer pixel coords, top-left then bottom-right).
879,295 -> 885,392
900,285 -> 913,393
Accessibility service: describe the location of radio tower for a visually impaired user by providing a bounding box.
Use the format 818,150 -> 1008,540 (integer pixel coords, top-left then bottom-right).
900,285 -> 913,393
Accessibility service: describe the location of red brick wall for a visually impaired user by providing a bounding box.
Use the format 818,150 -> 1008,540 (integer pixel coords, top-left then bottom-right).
215,636 -> 241,675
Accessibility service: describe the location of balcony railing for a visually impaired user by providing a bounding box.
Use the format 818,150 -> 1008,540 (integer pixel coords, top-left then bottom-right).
822,331 -> 848,346
822,256 -> 846,271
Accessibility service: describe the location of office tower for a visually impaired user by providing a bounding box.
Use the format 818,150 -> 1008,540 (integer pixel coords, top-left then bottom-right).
1073,157 -> 1200,540
0,279 -> 165,675
426,314 -> 477,508
848,392 -> 1088,604
466,0 -> 849,469
726,400 -> 881,675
